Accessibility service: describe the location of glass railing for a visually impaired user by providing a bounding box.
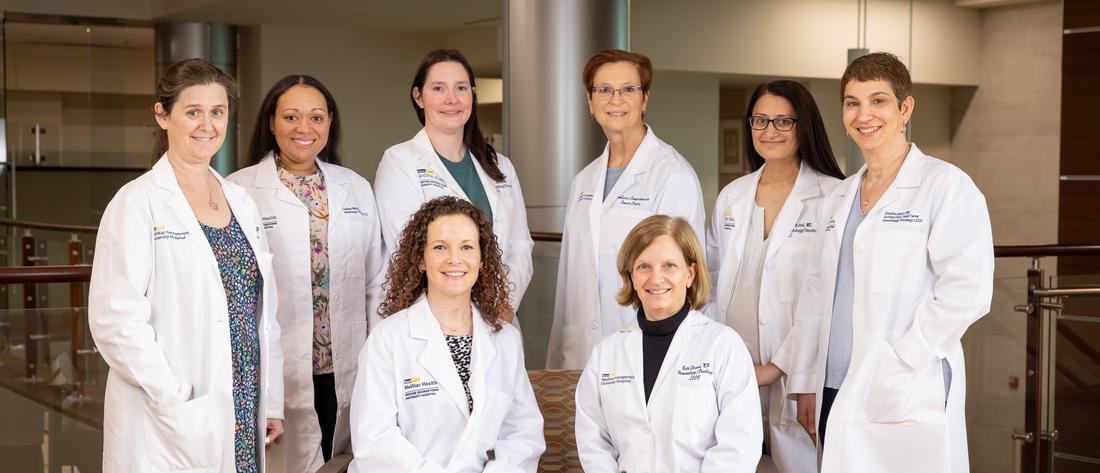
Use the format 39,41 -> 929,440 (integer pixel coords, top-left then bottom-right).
0,307 -> 104,473
1045,273 -> 1100,473
962,275 -> 1031,473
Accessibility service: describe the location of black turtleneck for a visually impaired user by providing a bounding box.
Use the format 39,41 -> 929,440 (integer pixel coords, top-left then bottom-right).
638,303 -> 691,402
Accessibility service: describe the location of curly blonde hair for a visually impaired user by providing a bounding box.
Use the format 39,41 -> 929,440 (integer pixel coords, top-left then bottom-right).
378,196 -> 512,331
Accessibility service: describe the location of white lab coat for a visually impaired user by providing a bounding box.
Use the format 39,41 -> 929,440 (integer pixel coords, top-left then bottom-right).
228,154 -> 386,473
575,310 -> 763,472
705,164 -> 839,473
547,127 -> 706,369
89,156 -> 284,472
374,129 -> 533,312
786,145 -> 993,473
348,296 -> 545,472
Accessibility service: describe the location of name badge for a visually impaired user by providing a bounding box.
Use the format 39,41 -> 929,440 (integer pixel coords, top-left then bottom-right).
676,362 -> 714,382
153,225 -> 189,241
882,210 -> 924,224
403,376 -> 440,400
417,168 -> 447,189
599,371 -> 636,386
261,215 -> 278,229
722,211 -> 736,231
789,221 -> 816,236
342,206 -> 369,217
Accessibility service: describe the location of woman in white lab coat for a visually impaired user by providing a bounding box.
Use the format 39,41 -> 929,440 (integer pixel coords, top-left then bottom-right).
348,196 -> 545,472
705,80 -> 844,473
89,58 -> 284,472
787,52 -> 994,473
547,49 -> 706,370
228,75 -> 385,473
375,49 -> 532,316
576,215 -> 761,472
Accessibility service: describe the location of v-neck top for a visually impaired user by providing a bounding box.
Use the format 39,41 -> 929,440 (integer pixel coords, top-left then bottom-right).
438,150 -> 494,224
726,205 -> 769,364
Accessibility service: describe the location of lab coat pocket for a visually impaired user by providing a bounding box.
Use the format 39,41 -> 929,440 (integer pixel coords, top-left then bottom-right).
672,387 -> 719,445
862,341 -> 946,424
142,393 -> 221,470
480,390 -> 515,447
870,229 -> 927,294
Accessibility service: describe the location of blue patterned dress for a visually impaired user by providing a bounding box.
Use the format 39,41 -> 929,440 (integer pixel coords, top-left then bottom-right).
200,215 -> 262,473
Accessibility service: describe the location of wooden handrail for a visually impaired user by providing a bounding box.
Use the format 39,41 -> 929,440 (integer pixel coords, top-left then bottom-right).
0,265 -> 92,284
0,218 -> 98,234
993,244 -> 1100,258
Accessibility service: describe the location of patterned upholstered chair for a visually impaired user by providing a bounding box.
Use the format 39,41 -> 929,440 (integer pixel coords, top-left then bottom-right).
528,369 -> 583,473
317,369 -> 584,473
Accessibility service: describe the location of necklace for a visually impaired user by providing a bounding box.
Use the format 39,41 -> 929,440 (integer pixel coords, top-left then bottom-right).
441,316 -> 472,335
208,188 -> 219,210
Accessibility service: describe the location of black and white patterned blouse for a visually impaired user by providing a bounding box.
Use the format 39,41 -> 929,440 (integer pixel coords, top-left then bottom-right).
445,334 -> 474,413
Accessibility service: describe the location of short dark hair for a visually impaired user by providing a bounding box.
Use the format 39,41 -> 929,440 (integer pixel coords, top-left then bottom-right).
409,49 -> 504,182
745,80 -> 845,179
582,49 -> 653,94
152,58 -> 238,161
841,52 -> 912,107
248,75 -> 343,166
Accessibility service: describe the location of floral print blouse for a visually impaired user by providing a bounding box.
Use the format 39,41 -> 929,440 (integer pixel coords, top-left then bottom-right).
278,162 -> 334,375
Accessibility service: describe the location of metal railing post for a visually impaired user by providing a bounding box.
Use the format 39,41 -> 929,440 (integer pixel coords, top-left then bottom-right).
1023,265 -> 1044,473
21,229 -> 40,382
69,234 -> 85,393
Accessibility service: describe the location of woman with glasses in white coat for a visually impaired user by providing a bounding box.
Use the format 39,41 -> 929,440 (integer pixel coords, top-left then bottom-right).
229,75 -> 385,473
576,215 -> 762,472
706,80 -> 844,473
89,58 -> 284,472
788,52 -> 994,473
375,49 -> 532,320
547,49 -> 706,370
348,196 -> 545,472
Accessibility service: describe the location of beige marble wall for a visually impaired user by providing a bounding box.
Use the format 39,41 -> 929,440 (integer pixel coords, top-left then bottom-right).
953,3 -> 1063,473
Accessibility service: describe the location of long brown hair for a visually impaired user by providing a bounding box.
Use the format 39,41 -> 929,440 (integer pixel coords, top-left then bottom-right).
152,58 -> 239,162
409,49 -> 504,181
378,196 -> 512,331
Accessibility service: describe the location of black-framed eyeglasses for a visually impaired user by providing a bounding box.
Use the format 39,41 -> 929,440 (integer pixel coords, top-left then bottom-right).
748,116 -> 797,131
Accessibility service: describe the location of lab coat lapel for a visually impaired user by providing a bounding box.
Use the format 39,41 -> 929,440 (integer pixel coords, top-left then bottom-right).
413,129 -> 470,201
319,159 -> 349,229
150,156 -> 217,263
717,170 -> 760,324
649,311 -> 703,405
600,126 -> 659,217
586,152 -> 608,271
409,298 -> 471,419
873,144 -> 926,216
468,310 -> 497,414
764,164 -> 818,264
622,321 -> 648,410
469,157 -> 500,221
256,153 -> 308,209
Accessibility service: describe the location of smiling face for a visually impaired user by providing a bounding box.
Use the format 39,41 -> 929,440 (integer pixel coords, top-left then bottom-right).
630,235 -> 696,319
421,214 -> 482,299
414,61 -> 473,135
750,93 -> 799,163
588,61 -> 649,134
842,79 -> 914,155
270,85 -> 331,166
155,83 -> 229,165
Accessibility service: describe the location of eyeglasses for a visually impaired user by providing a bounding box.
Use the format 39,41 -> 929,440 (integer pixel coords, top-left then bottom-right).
748,116 -> 797,131
590,85 -> 645,101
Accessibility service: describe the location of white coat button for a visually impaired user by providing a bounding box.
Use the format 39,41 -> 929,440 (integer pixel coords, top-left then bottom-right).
333,294 -> 340,301
590,321 -> 599,330
643,426 -> 651,434
855,245 -> 864,254
854,306 -> 862,316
